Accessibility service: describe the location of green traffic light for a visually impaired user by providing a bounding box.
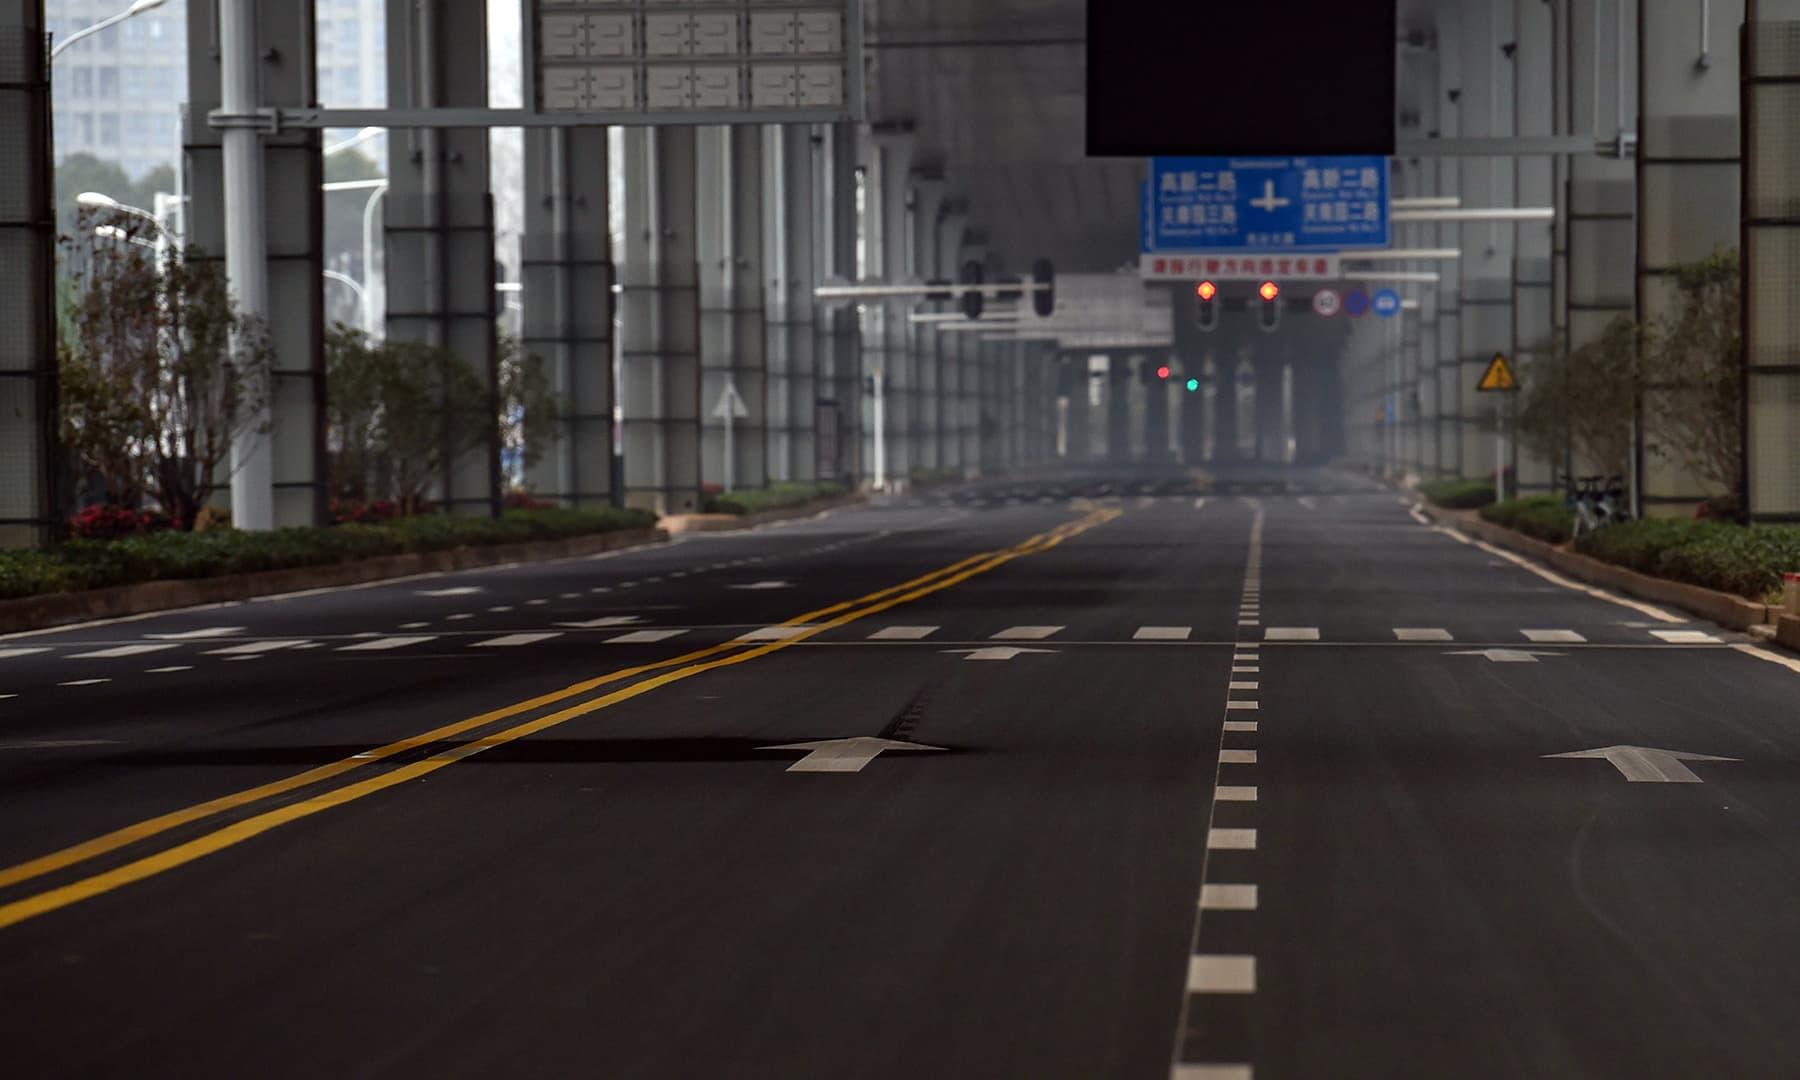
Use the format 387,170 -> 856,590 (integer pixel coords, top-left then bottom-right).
1185,378 -> 1200,392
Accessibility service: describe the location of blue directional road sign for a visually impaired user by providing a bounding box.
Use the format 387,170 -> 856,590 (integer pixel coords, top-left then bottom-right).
1372,289 -> 1402,317
1143,156 -> 1391,253
1343,289 -> 1371,318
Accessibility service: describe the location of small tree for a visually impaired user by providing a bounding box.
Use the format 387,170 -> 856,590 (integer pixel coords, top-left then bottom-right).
1517,315 -> 1641,484
1643,249 -> 1742,501
59,211 -> 270,527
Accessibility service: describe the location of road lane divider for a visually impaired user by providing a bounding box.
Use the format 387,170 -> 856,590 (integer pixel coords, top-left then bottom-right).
0,509 -> 1119,929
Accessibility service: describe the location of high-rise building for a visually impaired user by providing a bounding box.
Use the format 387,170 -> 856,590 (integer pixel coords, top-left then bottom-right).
48,0 -> 188,180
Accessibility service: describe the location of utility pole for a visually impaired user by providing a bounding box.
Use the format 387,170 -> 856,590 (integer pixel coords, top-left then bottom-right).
219,2 -> 271,530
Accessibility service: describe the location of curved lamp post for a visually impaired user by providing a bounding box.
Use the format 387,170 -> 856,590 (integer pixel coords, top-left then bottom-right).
49,0 -> 167,61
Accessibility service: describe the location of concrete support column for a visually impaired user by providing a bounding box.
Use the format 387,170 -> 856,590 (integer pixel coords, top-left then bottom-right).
815,123 -> 859,485
1638,0 -> 1744,513
620,127 -> 701,515
1743,1 -> 1800,520
1512,0 -> 1559,495
1566,0 -> 1638,482
1433,12 -> 1464,477
386,0 -> 497,517
697,125 -> 766,494
188,0 -> 326,527
764,124 -> 817,485
522,127 -> 614,506
1104,354 -> 1130,463
0,0 -> 57,546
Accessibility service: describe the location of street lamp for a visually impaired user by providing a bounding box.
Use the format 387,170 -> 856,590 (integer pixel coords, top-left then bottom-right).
77,191 -> 177,264
49,0 -> 167,61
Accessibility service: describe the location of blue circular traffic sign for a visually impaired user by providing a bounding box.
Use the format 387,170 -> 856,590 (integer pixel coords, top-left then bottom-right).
1343,289 -> 1371,318
1373,289 -> 1402,317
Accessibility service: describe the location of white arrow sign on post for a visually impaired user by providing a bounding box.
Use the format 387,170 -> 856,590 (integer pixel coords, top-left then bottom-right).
760,736 -> 946,773
712,378 -> 749,493
1545,745 -> 1739,783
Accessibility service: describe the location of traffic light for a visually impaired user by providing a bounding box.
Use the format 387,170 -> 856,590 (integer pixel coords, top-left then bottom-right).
1193,279 -> 1218,332
1185,378 -> 1200,392
1156,364 -> 1171,380
1257,280 -> 1281,333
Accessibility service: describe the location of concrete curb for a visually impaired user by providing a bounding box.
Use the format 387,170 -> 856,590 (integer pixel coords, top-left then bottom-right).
1418,504 -> 1775,632
0,527 -> 668,636
661,493 -> 868,535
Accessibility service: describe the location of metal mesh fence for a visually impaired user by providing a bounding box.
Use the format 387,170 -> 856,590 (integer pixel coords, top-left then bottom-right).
0,22 -> 53,540
1745,21 -> 1800,520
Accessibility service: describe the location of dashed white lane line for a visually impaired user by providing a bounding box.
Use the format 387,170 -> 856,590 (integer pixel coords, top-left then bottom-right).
560,592 -> 582,599
473,632 -> 564,648
1187,955 -> 1256,993
1523,629 -> 1586,644
1651,629 -> 1721,644
737,626 -> 813,642
1134,626 -> 1193,641
146,666 -> 192,674
1216,786 -> 1257,802
1208,828 -> 1257,849
1231,665 -> 1259,674
1393,627 -> 1454,642
337,636 -> 438,652
487,606 -> 514,613
0,647 -> 53,660
991,625 -> 1063,641
1199,884 -> 1258,911
1264,627 -> 1319,641
526,599 -> 550,606
58,679 -> 110,687
1219,748 -> 1258,764
606,629 -> 688,644
868,625 -> 939,641
67,643 -> 180,660
445,613 -> 474,622
205,640 -> 309,656
145,626 -> 245,640
400,622 -> 430,630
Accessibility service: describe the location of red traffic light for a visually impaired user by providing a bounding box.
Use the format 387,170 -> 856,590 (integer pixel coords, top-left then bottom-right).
1156,365 -> 1171,380
1196,280 -> 1218,301
1259,281 -> 1280,302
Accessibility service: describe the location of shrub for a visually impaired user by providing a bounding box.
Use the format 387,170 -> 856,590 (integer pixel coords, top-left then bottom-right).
1481,495 -> 1575,544
703,481 -> 847,516
1575,518 -> 1800,598
1421,479 -> 1497,510
68,504 -> 176,541
329,498 -> 406,526
503,490 -> 556,512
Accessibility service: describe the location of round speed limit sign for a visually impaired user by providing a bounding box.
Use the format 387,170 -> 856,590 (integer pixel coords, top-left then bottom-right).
1312,288 -> 1342,318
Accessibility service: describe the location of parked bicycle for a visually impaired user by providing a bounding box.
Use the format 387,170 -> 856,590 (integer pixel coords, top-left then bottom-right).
1564,474 -> 1631,536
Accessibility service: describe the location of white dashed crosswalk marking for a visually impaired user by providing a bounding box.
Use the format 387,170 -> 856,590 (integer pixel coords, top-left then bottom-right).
868,626 -> 939,640
1393,628 -> 1454,642
1199,884 -> 1258,911
67,643 -> 180,660
337,636 -> 437,652
0,647 -> 52,660
1188,955 -> 1256,993
1208,827 -> 1257,849
145,626 -> 245,640
205,640 -> 310,656
472,633 -> 564,648
991,626 -> 1063,641
1219,748 -> 1257,763
1522,629 -> 1586,644
736,626 -> 812,642
606,629 -> 688,644
1650,629 -> 1721,644
1134,626 -> 1193,640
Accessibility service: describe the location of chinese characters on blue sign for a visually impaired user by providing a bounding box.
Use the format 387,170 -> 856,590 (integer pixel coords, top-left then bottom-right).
1142,156 -> 1391,254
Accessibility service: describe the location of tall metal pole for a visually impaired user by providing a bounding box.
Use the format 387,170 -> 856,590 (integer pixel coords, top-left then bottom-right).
221,1 -> 272,530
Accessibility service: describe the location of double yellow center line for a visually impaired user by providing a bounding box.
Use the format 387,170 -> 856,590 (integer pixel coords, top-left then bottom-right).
0,507 -> 1120,931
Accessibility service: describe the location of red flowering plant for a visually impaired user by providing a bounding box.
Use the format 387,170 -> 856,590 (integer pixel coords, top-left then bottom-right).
328,498 -> 406,526
503,490 -> 555,511
68,504 -> 177,540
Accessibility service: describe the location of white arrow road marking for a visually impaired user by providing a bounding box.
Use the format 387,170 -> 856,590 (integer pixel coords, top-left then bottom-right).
945,646 -> 1056,662
67,643 -> 180,660
145,626 -> 246,640
729,581 -> 794,591
759,736 -> 946,773
418,586 -> 482,597
1545,745 -> 1739,783
555,616 -> 646,629
1447,648 -> 1563,663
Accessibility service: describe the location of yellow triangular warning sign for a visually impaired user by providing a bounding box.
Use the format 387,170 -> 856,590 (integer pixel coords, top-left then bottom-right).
1478,353 -> 1517,392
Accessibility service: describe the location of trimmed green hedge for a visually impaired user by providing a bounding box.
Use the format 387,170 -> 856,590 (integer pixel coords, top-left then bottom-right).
703,481 -> 847,517
0,506 -> 657,601
1420,479 -> 1497,510
1575,518 -> 1800,600
1480,495 -> 1576,545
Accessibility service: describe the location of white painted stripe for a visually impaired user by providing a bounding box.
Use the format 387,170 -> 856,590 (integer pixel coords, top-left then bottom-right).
487,605 -> 514,613
737,626 -> 812,642
1219,748 -> 1257,764
145,626 -> 246,640
1523,629 -> 1586,643
445,613 -> 474,621
1237,620 -> 1260,627
337,636 -> 438,652
1225,701 -> 1260,711
1134,626 -> 1193,640
400,622 -> 430,630
67,643 -> 179,660
1223,720 -> 1257,733
1393,628 -> 1454,642
1199,884 -> 1258,911
606,629 -> 688,644
1172,1066 -> 1252,1080
1228,681 -> 1258,691
1216,785 -> 1257,802
0,647 -> 52,660
1239,642 -> 1260,649
1231,666 -> 1259,674
868,625 -> 939,641
58,679 -> 110,687
472,632 -> 564,648
146,666 -> 192,674
1264,627 -> 1319,641
1187,955 -> 1256,993
204,640 -> 308,656
991,626 -> 1063,640
1651,629 -> 1721,644
1208,827 -> 1257,849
